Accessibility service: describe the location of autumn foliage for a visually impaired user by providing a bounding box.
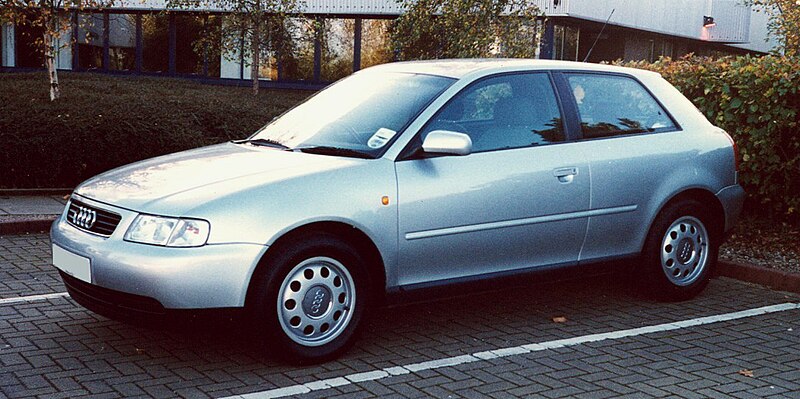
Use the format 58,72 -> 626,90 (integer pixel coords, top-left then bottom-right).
390,0 -> 543,60
623,55 -> 800,222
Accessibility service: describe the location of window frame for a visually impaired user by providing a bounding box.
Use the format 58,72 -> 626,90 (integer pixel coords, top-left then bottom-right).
552,71 -> 682,142
398,71 -> 570,160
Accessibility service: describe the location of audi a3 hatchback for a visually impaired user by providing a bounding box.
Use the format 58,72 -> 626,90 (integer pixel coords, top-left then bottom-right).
51,59 -> 744,362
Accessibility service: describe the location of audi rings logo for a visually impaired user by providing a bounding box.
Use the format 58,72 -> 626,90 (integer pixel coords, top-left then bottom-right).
69,206 -> 97,230
310,288 -> 326,315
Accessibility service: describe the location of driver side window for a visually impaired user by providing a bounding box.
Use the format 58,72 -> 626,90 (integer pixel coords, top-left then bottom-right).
420,73 -> 565,153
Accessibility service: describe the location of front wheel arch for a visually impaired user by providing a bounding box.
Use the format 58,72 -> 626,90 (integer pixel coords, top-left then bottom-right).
246,230 -> 372,362
244,221 -> 386,315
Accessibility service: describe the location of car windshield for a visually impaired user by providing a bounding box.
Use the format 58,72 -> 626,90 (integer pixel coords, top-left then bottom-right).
248,71 -> 455,158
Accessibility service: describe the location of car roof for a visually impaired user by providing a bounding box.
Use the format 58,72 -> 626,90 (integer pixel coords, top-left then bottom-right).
366,58 -> 662,80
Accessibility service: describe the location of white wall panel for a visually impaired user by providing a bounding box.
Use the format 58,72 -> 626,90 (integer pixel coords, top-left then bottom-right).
112,0 -> 561,15
2,23 -> 14,67
730,4 -> 776,53
56,22 -> 73,70
104,0 -> 767,51
564,0 -> 749,43
220,50 -> 241,79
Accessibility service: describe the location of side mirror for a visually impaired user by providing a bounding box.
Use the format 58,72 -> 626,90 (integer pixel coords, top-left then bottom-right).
421,130 -> 472,156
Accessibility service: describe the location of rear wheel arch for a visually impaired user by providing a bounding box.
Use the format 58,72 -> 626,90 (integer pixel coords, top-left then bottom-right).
647,188 -> 726,245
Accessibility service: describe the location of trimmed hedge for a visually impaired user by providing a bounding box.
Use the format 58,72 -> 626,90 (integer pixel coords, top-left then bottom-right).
622,55 -> 800,222
0,72 -> 310,189
3,58 -> 799,222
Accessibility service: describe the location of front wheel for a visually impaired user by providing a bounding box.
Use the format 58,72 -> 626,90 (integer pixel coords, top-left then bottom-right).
249,233 -> 368,363
277,256 -> 356,348
641,200 -> 718,301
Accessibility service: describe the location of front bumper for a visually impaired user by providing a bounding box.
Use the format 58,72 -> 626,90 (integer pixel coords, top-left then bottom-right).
50,197 -> 268,309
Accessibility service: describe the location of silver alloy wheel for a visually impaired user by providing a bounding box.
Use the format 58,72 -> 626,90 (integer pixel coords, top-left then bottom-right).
277,256 -> 356,347
660,216 -> 709,286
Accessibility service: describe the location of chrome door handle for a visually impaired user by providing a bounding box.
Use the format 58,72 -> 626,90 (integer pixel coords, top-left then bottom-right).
553,167 -> 578,183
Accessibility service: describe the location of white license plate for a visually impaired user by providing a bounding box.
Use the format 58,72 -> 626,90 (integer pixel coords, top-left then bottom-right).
52,244 -> 91,283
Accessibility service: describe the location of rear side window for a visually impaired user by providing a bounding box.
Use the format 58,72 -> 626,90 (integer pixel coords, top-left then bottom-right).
566,74 -> 676,139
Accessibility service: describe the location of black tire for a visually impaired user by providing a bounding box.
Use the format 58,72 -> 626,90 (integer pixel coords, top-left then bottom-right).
641,199 -> 719,301
249,232 -> 369,363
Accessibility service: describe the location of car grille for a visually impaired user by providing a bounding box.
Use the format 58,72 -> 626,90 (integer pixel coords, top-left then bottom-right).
66,199 -> 122,236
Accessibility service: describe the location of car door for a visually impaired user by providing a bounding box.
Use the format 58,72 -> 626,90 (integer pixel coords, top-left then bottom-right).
394,72 -> 591,288
556,72 -> 684,262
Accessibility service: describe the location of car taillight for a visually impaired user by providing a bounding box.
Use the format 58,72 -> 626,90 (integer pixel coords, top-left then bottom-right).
722,130 -> 739,171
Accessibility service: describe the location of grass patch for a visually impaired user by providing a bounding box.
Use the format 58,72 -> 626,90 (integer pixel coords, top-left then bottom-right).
0,72 -> 312,188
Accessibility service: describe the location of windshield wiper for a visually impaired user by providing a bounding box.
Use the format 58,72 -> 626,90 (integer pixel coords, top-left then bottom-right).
297,146 -> 375,159
235,138 -> 291,150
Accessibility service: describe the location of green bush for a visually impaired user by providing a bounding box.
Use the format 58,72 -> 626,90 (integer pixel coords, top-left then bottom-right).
0,72 -> 310,188
622,55 -> 800,222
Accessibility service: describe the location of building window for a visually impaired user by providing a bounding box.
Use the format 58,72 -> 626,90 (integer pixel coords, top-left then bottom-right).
320,18 -> 354,82
108,13 -> 135,71
15,10 -> 46,68
76,13 -> 103,70
649,37 -> 674,62
257,16 -> 298,80
175,14 -> 220,77
553,24 -> 579,61
360,19 -> 392,70
280,17 -> 315,81
142,14 -> 169,73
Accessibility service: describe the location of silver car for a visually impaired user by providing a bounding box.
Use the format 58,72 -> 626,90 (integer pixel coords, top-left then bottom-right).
51,59 -> 744,362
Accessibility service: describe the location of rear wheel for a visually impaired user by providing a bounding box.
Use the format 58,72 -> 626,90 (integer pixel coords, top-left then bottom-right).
641,199 -> 718,301
250,233 -> 367,363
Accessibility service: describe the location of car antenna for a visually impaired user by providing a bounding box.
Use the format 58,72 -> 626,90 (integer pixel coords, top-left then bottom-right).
583,8 -> 615,63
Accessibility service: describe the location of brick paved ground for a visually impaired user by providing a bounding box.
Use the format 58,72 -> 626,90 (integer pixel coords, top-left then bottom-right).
1,233 -> 799,398
0,233 -> 62,299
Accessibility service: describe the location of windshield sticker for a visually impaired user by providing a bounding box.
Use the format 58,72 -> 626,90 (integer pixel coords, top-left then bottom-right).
367,128 -> 397,149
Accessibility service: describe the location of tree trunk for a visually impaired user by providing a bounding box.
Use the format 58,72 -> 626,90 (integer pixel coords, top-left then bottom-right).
44,31 -> 61,101
251,22 -> 260,96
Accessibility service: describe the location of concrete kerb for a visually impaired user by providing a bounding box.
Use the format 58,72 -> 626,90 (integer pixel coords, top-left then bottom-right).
0,188 -> 73,196
718,260 -> 800,294
0,189 -> 69,235
0,218 -> 57,235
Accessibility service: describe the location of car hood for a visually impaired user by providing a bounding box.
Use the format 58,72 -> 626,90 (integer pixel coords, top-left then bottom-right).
74,142 -> 358,214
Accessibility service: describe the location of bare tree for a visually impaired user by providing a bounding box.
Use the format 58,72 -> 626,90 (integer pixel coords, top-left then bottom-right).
1,0 -> 114,100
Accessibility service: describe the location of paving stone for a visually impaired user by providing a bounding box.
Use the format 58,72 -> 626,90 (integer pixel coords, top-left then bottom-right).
0,233 -> 799,398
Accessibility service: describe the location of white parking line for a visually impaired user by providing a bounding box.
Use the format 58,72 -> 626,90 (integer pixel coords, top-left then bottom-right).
0,292 -> 69,305
220,302 -> 800,399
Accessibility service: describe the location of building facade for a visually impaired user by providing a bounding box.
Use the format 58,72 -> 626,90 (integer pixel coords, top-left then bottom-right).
0,0 -> 776,86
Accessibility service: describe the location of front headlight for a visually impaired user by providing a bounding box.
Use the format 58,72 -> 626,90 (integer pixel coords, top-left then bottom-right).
124,215 -> 210,247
